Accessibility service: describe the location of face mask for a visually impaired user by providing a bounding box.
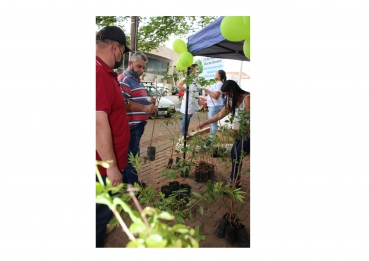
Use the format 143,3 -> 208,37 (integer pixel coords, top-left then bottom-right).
129,67 -> 141,78
113,54 -> 123,69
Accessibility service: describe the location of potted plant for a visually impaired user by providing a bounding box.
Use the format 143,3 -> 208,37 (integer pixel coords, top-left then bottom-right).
147,72 -> 168,161
159,112 -> 182,168
211,108 -> 250,246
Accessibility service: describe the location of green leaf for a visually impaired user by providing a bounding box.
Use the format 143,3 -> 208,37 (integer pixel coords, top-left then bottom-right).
157,211 -> 175,220
176,214 -> 185,224
112,198 -> 142,224
96,195 -> 113,208
95,182 -> 104,195
192,192 -> 202,199
195,225 -> 200,235
173,224 -> 189,234
96,160 -> 110,169
169,239 -> 182,248
188,210 -> 193,220
183,234 -> 199,248
145,234 -> 168,248
109,183 -> 124,193
142,207 -> 156,216
199,206 -> 204,215
126,238 -> 146,248
189,236 -> 199,248
129,223 -> 147,235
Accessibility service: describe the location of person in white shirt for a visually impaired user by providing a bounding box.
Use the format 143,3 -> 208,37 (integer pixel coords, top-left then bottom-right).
177,64 -> 200,138
203,70 -> 227,139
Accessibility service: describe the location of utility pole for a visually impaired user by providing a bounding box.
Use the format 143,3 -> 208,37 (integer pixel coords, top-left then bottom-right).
130,16 -> 138,58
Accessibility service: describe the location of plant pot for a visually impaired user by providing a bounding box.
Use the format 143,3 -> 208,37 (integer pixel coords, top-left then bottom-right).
215,213 -> 229,238
147,146 -> 156,161
208,165 -> 214,179
168,181 -> 180,192
167,158 -> 173,168
224,224 -> 237,246
200,169 -> 208,181
236,224 -> 250,248
194,170 -> 201,182
160,185 -> 171,198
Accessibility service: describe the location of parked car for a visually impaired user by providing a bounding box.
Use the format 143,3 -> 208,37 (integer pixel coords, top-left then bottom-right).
142,81 -> 167,96
143,81 -> 176,118
171,86 -> 179,95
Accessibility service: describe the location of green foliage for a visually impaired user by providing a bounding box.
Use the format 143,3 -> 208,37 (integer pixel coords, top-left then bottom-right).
128,151 -> 142,172
138,16 -> 217,53
96,16 -> 130,31
96,161 -> 202,248
96,16 -> 217,53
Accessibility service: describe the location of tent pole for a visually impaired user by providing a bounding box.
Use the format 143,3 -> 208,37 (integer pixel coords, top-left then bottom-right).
238,61 -> 243,87
183,67 -> 190,160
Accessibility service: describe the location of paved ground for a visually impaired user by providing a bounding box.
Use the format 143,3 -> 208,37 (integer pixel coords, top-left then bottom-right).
104,111 -> 250,248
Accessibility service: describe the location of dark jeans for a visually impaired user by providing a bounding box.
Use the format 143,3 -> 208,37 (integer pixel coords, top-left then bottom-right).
230,137 -> 250,182
96,175 -> 113,248
121,121 -> 146,185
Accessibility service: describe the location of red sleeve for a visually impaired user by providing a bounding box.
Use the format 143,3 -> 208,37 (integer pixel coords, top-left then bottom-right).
96,67 -> 112,115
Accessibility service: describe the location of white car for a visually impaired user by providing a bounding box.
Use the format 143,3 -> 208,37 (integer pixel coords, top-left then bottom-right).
143,81 -> 176,118
143,81 -> 167,96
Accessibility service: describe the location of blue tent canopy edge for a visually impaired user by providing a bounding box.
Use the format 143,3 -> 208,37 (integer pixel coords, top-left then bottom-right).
187,16 -> 250,61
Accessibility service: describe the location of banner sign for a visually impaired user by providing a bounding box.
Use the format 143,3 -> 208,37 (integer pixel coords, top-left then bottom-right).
194,57 -> 224,80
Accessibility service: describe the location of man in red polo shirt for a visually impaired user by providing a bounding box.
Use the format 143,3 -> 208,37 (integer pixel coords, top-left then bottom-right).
96,25 -> 131,248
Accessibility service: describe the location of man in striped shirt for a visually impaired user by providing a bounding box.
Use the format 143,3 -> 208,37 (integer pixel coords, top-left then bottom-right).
118,52 -> 158,185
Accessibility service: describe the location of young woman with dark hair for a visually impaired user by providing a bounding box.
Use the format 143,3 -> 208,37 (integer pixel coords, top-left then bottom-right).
197,80 -> 250,187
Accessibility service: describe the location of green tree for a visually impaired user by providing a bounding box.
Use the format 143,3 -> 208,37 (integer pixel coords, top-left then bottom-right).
96,16 -> 130,28
96,16 -> 217,53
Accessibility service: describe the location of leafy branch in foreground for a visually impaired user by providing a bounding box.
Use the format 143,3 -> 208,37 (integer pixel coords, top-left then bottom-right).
96,160 -> 200,248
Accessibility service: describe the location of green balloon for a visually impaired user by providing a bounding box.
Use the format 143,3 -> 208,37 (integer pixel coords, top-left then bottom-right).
220,16 -> 247,42
176,59 -> 187,71
179,52 -> 193,68
243,38 -> 250,60
172,39 -> 188,54
243,16 -> 250,40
